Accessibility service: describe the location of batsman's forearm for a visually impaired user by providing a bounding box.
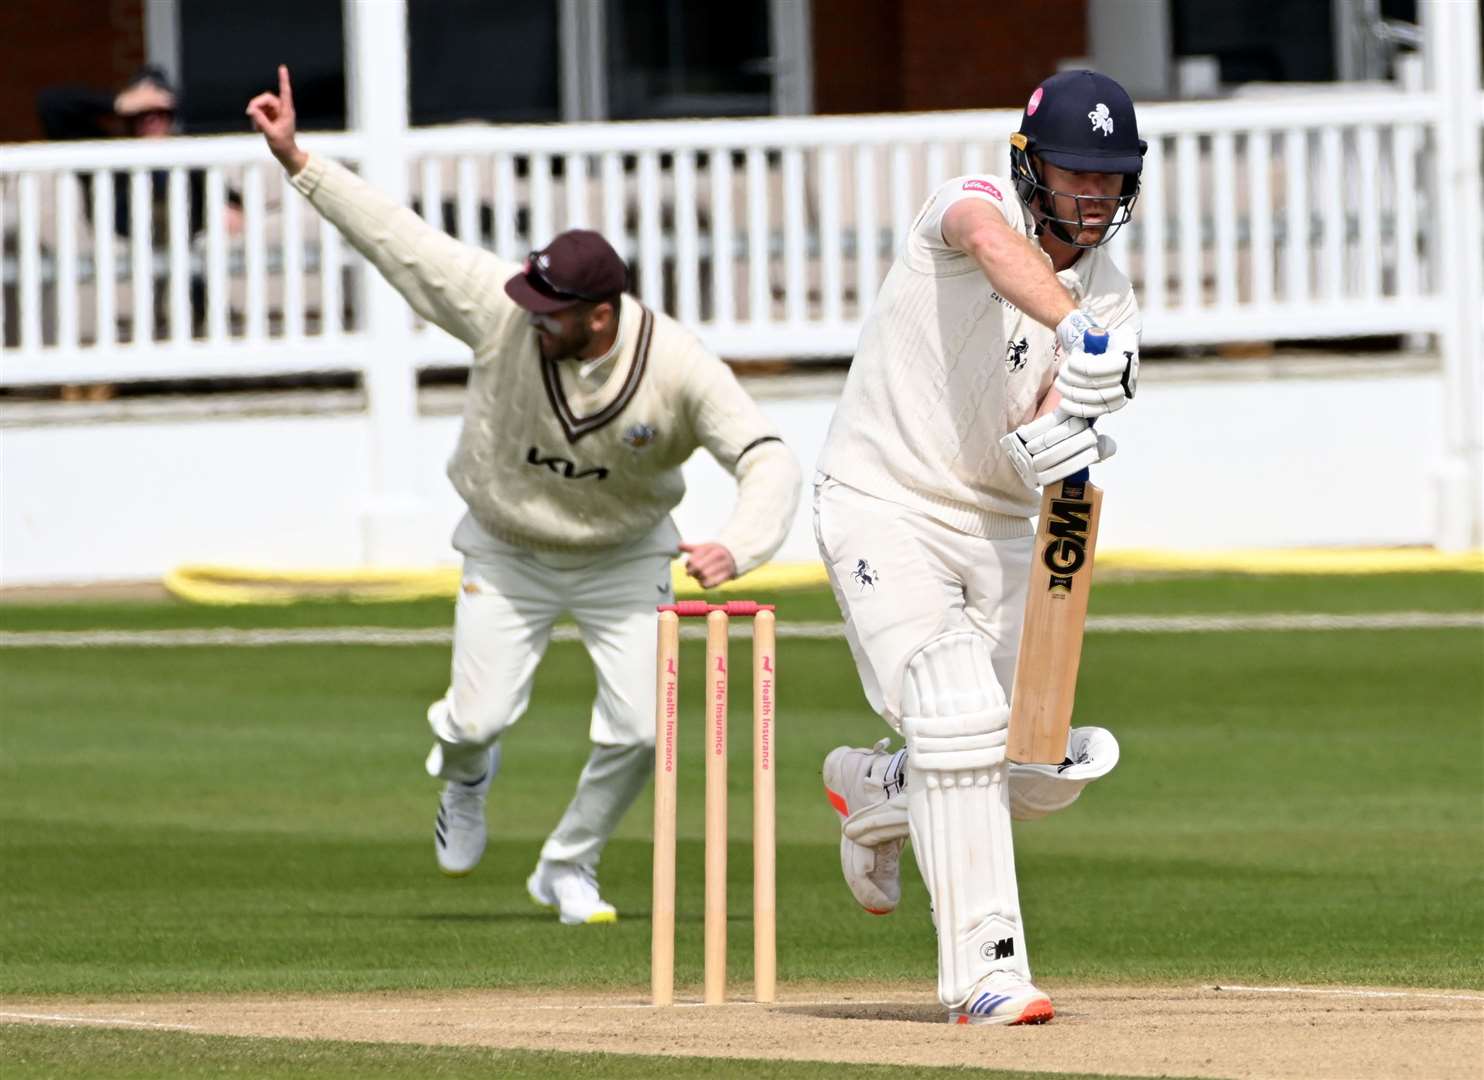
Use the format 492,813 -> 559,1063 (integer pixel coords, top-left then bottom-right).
962,219 -> 1079,333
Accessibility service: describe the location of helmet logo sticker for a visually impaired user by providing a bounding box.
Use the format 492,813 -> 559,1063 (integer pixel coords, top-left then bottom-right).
1088,103 -> 1114,136
1026,87 -> 1043,116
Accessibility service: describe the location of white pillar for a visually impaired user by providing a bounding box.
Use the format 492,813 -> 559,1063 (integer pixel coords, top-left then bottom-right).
1423,0 -> 1484,550
343,0 -> 427,564
769,0 -> 813,116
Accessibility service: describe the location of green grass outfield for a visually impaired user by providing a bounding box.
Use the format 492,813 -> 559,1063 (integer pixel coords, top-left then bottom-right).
1,572 -> 1481,1078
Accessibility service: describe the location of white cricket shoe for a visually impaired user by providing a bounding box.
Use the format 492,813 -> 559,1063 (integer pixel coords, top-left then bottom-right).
822,738 -> 910,915
949,970 -> 1054,1026
434,745 -> 499,877
526,860 -> 618,925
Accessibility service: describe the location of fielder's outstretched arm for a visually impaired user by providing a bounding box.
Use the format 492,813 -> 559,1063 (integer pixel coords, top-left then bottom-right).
247,65 -> 519,349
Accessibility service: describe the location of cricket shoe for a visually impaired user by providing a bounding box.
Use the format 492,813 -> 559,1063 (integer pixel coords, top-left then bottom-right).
434,744 -> 500,877
949,971 -> 1054,1026
822,737 -> 910,915
526,860 -> 618,925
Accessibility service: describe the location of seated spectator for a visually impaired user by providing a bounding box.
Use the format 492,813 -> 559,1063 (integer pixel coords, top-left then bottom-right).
37,66 -> 247,239
36,66 -> 241,337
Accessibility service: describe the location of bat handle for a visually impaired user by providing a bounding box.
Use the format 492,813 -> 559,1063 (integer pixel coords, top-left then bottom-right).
1066,414 -> 1093,484
1070,328 -> 1107,485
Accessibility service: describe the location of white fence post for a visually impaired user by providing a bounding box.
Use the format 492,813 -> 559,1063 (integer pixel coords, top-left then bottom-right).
1423,0 -> 1483,550
343,0 -> 425,565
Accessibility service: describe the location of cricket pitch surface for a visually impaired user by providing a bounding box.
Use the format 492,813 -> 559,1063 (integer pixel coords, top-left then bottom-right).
4,981 -> 1481,1079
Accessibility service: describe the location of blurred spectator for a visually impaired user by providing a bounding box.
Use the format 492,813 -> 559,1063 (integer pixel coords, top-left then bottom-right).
36,66 -> 241,342
37,65 -> 243,242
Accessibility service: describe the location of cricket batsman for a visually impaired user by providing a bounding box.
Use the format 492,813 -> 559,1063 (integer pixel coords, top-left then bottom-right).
247,67 -> 801,926
815,71 -> 1144,1023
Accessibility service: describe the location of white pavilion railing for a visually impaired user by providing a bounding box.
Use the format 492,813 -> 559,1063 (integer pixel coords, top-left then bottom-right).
0,86 -> 1474,381
1,0 -> 1478,554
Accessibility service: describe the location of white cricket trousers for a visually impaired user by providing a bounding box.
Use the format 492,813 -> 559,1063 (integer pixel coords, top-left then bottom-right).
812,476 -> 1034,728
425,512 -> 677,871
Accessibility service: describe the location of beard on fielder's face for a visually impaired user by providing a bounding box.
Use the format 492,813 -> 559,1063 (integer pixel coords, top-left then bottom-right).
529,307 -> 597,362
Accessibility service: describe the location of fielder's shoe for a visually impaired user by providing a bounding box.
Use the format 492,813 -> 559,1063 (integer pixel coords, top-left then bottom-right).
526,860 -> 618,925
949,971 -> 1054,1026
434,745 -> 500,877
822,738 -> 910,915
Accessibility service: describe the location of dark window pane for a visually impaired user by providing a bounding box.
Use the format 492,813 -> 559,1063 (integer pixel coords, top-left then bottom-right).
179,0 -> 345,133
1170,0 -> 1334,83
409,0 -> 559,124
607,0 -> 772,119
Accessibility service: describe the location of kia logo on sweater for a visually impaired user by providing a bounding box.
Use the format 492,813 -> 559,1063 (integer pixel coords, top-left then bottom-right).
525,446 -> 609,481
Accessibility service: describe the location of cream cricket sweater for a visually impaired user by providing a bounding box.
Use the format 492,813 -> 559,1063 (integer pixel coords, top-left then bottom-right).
817,174 -> 1140,536
290,154 -> 800,573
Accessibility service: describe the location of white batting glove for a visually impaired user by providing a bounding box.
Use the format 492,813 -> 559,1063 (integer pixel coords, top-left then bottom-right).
1000,409 -> 1117,488
1055,326 -> 1139,418
1055,309 -> 1102,357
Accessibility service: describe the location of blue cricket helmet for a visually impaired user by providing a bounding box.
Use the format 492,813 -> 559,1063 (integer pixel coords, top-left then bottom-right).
1009,70 -> 1147,248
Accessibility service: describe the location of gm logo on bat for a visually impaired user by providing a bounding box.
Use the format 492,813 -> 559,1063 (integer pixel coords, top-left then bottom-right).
1042,480 -> 1092,593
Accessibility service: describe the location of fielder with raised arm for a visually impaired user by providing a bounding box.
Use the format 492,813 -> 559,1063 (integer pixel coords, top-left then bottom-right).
247,67 -> 800,926
815,70 -> 1143,1024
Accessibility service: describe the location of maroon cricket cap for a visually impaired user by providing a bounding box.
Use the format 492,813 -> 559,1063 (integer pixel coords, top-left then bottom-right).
504,230 -> 628,314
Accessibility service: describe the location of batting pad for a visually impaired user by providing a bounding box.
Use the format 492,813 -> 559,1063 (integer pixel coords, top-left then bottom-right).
901,632 -> 1030,1006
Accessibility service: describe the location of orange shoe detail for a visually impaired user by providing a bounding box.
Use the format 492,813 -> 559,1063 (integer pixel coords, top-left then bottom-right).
1011,999 -> 1055,1025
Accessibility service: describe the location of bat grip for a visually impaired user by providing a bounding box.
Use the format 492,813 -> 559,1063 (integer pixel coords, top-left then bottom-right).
1068,327 -> 1108,480
1066,414 -> 1094,484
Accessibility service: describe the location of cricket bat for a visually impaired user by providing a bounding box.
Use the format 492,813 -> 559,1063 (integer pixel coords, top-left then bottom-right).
1007,466 -> 1103,765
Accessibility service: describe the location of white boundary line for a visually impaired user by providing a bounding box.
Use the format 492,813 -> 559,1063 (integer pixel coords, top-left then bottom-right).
0,611 -> 1479,649
0,1010 -> 199,1030
1211,985 -> 1484,1003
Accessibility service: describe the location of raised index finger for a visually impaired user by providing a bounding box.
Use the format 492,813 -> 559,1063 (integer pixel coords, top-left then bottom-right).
278,65 -> 294,109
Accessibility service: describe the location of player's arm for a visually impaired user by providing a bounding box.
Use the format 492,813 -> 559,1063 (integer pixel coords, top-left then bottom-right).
247,66 -> 517,349
942,199 -> 1080,332
680,349 -> 802,588
941,196 -> 1135,418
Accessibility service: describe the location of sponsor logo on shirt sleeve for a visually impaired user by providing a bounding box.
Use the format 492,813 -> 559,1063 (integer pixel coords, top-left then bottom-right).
961,178 -> 1003,200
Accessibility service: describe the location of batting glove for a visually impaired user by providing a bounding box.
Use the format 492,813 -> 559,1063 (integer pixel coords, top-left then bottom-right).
1055,326 -> 1139,418
1000,409 -> 1117,488
1055,309 -> 1103,357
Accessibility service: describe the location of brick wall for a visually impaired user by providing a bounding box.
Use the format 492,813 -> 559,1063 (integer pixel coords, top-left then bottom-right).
813,0 -> 1087,113
0,0 -> 146,142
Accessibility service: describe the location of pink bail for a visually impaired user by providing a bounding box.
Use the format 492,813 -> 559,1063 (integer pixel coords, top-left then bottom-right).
657,600 -> 776,617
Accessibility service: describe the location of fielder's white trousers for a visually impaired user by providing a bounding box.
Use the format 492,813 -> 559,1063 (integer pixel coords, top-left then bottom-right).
425,512 -> 677,871
813,476 -> 1034,728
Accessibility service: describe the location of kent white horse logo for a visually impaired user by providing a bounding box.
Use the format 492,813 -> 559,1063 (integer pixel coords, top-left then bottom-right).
1089,103 -> 1114,136
1005,336 -> 1030,373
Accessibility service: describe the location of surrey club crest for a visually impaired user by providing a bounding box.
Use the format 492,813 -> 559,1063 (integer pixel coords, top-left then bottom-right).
622,422 -> 657,450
